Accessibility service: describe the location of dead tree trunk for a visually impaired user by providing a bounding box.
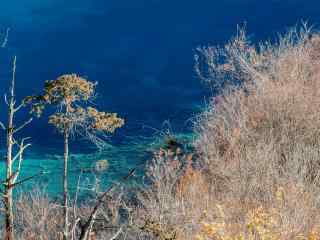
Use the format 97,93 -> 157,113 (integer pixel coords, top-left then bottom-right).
2,57 -> 34,240
4,80 -> 14,240
4,56 -> 17,240
63,128 -> 70,240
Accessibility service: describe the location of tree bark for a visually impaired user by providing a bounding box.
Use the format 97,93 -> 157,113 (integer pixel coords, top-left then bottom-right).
4,107 -> 14,240
4,57 -> 16,240
63,128 -> 69,240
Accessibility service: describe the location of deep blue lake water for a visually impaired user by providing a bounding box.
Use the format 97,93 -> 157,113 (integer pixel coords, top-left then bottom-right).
1,0 -> 320,197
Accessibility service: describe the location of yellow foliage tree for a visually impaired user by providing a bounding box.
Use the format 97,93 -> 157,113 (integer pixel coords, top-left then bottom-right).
33,74 -> 124,239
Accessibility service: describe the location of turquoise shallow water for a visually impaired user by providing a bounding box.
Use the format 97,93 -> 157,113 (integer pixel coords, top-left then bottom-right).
0,112 -> 198,198
1,0 -> 320,197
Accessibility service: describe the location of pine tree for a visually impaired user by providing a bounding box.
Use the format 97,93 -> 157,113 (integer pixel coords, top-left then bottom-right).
35,74 -> 124,239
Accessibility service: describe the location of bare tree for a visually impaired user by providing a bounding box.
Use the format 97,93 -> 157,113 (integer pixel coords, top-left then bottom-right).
34,74 -> 124,240
1,57 -> 41,240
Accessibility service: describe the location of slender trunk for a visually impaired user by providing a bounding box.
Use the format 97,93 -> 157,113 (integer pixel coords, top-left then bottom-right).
4,108 -> 14,240
4,57 -> 16,240
79,211 -> 97,240
63,128 -> 69,240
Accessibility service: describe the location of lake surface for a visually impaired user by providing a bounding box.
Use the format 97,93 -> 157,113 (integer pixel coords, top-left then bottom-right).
1,0 -> 320,197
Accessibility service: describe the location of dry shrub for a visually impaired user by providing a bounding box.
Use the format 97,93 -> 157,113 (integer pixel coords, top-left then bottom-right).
10,187 -> 128,240
192,24 -> 320,237
136,24 -> 320,240
14,189 -> 63,240
135,145 -> 212,240
175,156 -> 209,200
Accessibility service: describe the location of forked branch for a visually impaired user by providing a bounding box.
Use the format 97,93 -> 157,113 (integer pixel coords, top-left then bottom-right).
78,168 -> 135,240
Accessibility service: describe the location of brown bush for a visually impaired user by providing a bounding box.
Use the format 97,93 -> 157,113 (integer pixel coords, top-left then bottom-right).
193,24 -> 320,237
135,25 -> 320,239
14,189 -> 63,240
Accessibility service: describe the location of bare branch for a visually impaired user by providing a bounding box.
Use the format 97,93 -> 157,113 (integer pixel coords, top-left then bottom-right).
12,138 -> 31,164
13,118 -> 33,134
9,171 -> 45,189
10,138 -> 32,185
0,173 -> 16,186
4,94 -> 8,106
1,28 -> 10,48
14,102 -> 25,113
79,168 -> 135,240
0,121 -> 5,130
10,56 -> 17,105
109,227 -> 123,240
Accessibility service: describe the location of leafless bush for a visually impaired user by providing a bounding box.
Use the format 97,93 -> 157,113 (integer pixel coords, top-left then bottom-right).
9,185 -> 131,240
193,23 -> 320,236
134,143 -> 213,240
135,23 -> 320,240
14,189 -> 63,240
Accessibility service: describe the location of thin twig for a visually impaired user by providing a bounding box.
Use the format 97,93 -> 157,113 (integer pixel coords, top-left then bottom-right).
12,139 -> 32,183
79,168 -> 135,240
9,171 -> 45,189
12,142 -> 31,163
4,94 -> 8,106
1,28 -> 10,48
109,227 -> 123,240
13,118 -> 33,133
14,102 -> 27,113
0,121 -> 5,130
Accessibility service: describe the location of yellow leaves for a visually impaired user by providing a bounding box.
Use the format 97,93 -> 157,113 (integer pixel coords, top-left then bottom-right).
246,207 -> 272,229
141,219 -> 177,240
194,203 -> 320,240
94,159 -> 109,172
48,113 -> 71,130
246,207 -> 280,240
30,103 -> 46,118
235,234 -> 245,240
195,235 -> 205,240
87,107 -> 124,133
195,205 -> 228,240
41,74 -> 124,135
48,106 -> 124,135
275,186 -> 285,205
307,231 -> 320,240
294,230 -> 320,240
44,74 -> 96,104
203,222 -> 225,236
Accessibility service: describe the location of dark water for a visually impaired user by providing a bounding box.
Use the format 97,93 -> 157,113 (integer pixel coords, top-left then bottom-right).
1,0 -> 320,196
